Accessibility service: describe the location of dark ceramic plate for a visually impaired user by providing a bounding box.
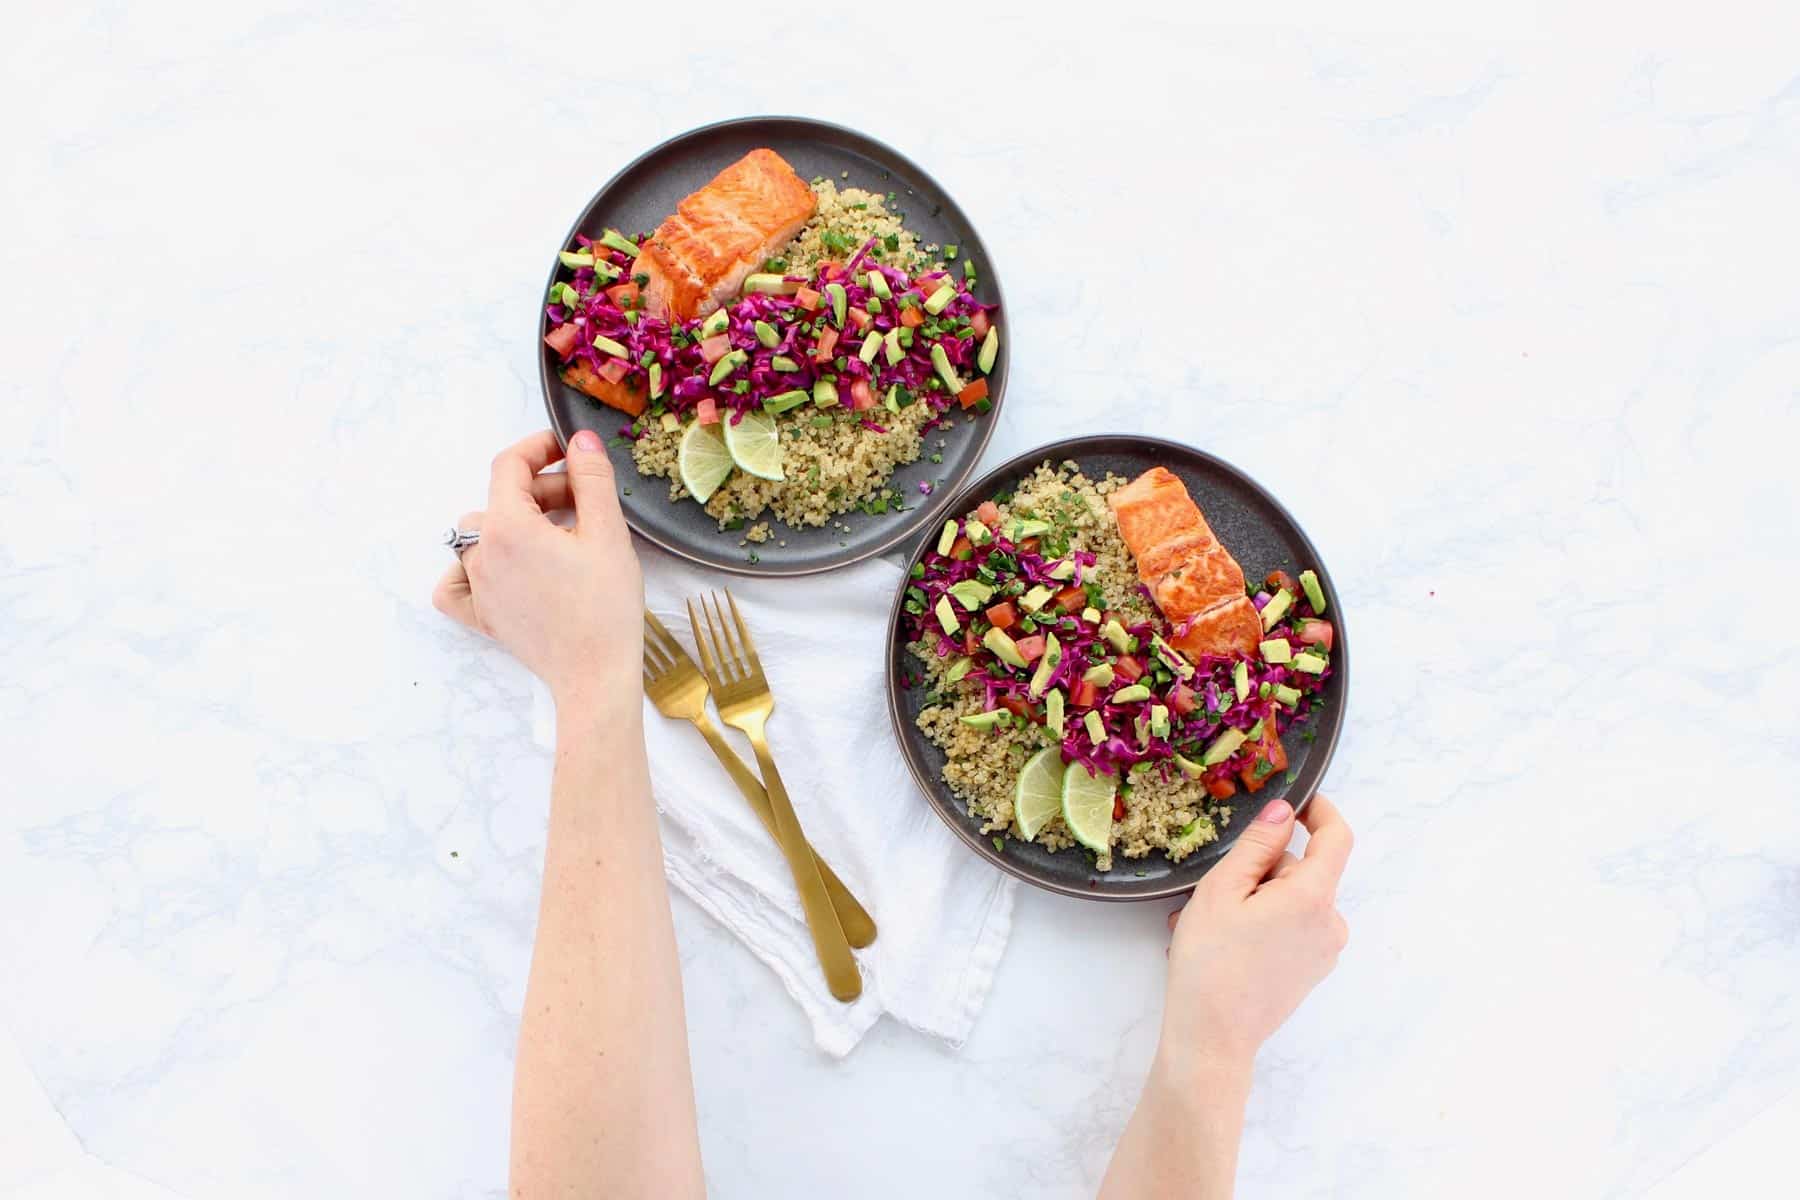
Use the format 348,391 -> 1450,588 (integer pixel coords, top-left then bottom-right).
885,435 -> 1348,902
539,116 -> 1009,576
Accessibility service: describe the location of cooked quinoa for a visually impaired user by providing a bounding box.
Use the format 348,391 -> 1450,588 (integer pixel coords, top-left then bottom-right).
627,179 -> 956,531
908,462 -> 1232,871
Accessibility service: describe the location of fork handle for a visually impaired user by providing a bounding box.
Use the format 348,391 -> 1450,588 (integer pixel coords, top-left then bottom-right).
742,725 -> 862,1002
691,716 -> 877,949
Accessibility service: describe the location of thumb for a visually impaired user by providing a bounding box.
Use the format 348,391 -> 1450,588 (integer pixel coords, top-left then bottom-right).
564,429 -> 621,533
1212,798 -> 1295,896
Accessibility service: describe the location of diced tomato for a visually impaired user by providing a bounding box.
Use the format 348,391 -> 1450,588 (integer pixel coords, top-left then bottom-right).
957,378 -> 989,410
985,601 -> 1017,630
999,696 -> 1040,724
812,325 -> 840,363
698,333 -> 732,363
1168,683 -> 1199,716
949,536 -> 973,561
795,286 -> 823,311
970,309 -> 991,338
816,260 -> 844,280
1112,796 -> 1126,822
597,358 -> 629,385
1239,719 -> 1289,793
1018,536 -> 1040,554
543,323 -> 580,356
962,628 -> 980,655
605,281 -> 639,309
975,500 -> 1001,525
847,307 -> 873,331
898,306 -> 924,328
1298,619 -> 1334,651
1204,776 -> 1237,801
1070,679 -> 1098,709
849,379 -> 875,410
1014,635 -> 1046,663
1265,569 -> 1299,596
1051,585 -> 1086,613
1113,655 -> 1144,683
695,396 -> 719,425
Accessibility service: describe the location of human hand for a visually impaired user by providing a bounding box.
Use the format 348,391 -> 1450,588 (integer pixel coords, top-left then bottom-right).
1160,793 -> 1353,1075
433,429 -> 643,716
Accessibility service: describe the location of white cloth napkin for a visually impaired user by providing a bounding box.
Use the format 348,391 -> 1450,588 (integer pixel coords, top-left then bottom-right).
532,541 -> 1015,1057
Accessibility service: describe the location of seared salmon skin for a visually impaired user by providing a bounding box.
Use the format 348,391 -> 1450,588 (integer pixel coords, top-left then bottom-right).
634,148 -> 817,322
1107,467 -> 1262,659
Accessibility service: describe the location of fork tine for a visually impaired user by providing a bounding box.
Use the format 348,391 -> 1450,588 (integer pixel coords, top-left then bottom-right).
643,609 -> 684,661
686,597 -> 722,684
643,639 -> 670,675
709,591 -> 744,676
724,589 -> 762,675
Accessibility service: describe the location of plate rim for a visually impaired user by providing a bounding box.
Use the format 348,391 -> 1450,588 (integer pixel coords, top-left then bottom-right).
882,433 -> 1349,902
537,114 -> 1010,578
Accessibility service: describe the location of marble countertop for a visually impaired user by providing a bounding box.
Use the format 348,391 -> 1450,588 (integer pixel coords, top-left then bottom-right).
5,5 -> 1797,1197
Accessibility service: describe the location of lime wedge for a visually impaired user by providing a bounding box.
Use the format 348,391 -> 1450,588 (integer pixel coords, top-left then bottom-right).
1013,746 -> 1065,840
723,408 -> 785,481
1060,761 -> 1117,853
677,420 -> 733,504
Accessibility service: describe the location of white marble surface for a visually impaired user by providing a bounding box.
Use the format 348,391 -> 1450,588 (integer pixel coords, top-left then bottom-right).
5,4 -> 1799,1197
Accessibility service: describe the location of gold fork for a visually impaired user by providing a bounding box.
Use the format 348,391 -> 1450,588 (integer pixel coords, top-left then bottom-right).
688,590 -> 862,1002
641,609 -> 876,949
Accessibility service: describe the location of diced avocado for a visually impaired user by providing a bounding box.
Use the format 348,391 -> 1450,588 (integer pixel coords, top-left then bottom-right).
858,331 -> 882,364
1173,753 -> 1205,779
1028,633 -> 1062,699
883,328 -> 904,366
558,250 -> 595,269
1008,517 -> 1051,540
1082,606 -> 1102,625
1149,704 -> 1171,738
1299,569 -> 1327,613
594,334 -> 633,359
930,343 -> 962,394
1134,714 -> 1150,747
1293,652 -> 1328,675
983,626 -> 1028,670
1100,619 -> 1132,654
948,580 -> 995,610
1201,728 -> 1248,766
866,270 -> 892,299
1150,635 -> 1196,680
551,282 -> 579,308
924,282 -> 957,314
1048,559 -> 1077,581
812,378 -> 839,408
742,273 -> 798,295
599,228 -> 640,256
1259,638 -> 1293,664
1112,683 -> 1152,704
700,307 -> 731,338
1083,710 -> 1106,745
1233,660 -> 1250,702
659,412 -> 680,432
1246,718 -> 1265,740
708,349 -> 747,386
964,520 -> 992,546
978,327 -> 999,374
1019,584 -> 1054,613
934,596 -> 959,636
1273,684 -> 1301,707
770,354 -> 801,372
591,260 -> 622,282
753,320 -> 780,349
1082,663 -> 1115,687
884,385 -> 900,413
825,282 -> 848,327
936,520 -> 958,556
1045,688 -> 1065,737
865,297 -> 882,315
648,362 -> 665,399
960,711 -> 1006,730
944,656 -> 974,685
1260,588 -> 1294,630
763,389 -> 810,414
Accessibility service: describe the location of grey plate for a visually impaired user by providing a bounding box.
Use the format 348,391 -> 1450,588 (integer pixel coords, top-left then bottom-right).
538,116 -> 1009,577
884,435 -> 1349,902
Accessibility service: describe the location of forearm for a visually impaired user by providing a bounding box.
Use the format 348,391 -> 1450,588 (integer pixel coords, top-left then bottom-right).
1098,1050 -> 1252,1200
509,700 -> 704,1199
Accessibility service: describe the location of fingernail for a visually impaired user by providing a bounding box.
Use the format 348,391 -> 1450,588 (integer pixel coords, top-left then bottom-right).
1258,799 -> 1292,824
570,429 -> 602,453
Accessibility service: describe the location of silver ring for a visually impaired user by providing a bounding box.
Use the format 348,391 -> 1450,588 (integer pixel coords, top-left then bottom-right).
443,527 -> 481,554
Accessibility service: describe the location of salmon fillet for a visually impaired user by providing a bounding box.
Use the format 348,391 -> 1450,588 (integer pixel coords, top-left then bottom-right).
562,361 -> 646,417
1107,467 -> 1260,659
633,148 -> 817,323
